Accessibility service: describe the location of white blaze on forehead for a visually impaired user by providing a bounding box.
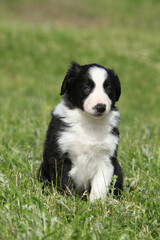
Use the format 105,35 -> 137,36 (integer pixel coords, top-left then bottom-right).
83,66 -> 111,116
89,66 -> 108,86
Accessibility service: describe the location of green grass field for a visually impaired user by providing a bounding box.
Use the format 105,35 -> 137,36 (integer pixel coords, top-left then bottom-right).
0,0 -> 160,239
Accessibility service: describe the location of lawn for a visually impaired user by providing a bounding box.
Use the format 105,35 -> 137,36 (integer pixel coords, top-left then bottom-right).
0,0 -> 160,239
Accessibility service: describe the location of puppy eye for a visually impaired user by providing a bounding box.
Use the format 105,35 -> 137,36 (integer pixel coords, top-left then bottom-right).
106,86 -> 112,94
83,86 -> 90,94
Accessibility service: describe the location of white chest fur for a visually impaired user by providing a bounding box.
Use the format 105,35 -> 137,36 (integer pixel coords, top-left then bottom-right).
54,102 -> 120,196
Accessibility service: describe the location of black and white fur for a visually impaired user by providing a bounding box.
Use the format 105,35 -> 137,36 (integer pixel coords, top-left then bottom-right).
38,62 -> 123,202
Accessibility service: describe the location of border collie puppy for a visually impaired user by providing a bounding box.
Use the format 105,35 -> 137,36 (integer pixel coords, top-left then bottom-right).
38,62 -> 123,202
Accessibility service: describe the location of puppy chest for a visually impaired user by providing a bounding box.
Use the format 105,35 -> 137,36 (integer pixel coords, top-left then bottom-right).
58,126 -> 118,162
58,127 -> 117,189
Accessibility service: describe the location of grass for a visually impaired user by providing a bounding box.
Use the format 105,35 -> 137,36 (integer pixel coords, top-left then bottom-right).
0,0 -> 160,239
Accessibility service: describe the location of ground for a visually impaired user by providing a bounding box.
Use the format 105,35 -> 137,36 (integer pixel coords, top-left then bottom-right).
0,0 -> 160,239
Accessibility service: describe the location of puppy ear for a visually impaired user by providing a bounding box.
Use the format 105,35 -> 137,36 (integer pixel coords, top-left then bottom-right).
110,69 -> 121,102
60,61 -> 81,95
115,74 -> 121,102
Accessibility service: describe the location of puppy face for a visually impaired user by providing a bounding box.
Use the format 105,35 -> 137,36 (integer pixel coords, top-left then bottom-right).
60,62 -> 121,117
83,67 -> 111,116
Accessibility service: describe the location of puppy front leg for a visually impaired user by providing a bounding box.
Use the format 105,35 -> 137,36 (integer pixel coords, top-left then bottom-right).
89,163 -> 114,202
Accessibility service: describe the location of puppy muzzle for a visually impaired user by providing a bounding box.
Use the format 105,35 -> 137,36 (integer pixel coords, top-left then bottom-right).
93,103 -> 106,114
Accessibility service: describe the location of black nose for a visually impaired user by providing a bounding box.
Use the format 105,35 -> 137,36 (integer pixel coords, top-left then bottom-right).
95,103 -> 106,113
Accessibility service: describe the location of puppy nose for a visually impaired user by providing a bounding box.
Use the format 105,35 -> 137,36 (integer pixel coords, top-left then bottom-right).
95,103 -> 106,113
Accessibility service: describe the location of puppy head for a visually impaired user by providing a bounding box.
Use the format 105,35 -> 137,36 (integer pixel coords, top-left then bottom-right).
60,62 -> 121,117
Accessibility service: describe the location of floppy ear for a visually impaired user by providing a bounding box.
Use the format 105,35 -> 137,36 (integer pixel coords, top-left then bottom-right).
115,74 -> 121,102
110,69 -> 121,102
60,61 -> 81,95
